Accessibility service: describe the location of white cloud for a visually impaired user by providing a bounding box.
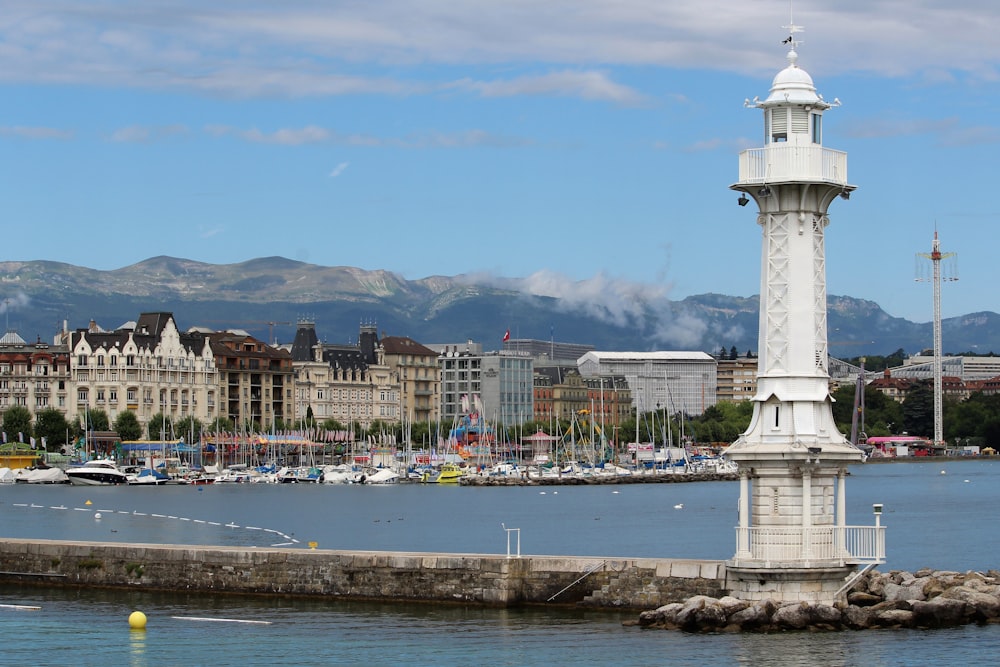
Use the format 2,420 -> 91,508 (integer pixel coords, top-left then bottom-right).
0,2 -> 996,97
329,162 -> 349,178
109,124 -> 189,143
0,292 -> 30,312
0,126 -> 73,140
456,70 -> 646,106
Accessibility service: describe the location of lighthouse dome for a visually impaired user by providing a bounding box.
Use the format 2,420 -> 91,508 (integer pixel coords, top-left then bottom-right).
762,49 -> 823,106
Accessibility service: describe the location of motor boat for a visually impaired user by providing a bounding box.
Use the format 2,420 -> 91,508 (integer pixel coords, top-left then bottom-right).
66,459 -> 129,486
126,467 -> 171,486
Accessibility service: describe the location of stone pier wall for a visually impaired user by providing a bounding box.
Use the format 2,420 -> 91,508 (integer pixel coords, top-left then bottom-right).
0,538 -> 726,610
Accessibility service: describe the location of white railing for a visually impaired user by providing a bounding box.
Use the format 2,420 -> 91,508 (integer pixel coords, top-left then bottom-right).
735,525 -> 884,566
737,145 -> 848,185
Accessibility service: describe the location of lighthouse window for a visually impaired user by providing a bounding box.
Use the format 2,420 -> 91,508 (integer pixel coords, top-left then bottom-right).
811,113 -> 822,143
791,108 -> 809,134
770,108 -> 788,142
774,405 -> 780,428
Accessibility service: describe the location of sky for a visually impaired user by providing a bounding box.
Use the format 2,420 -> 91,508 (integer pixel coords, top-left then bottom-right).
0,1 -> 997,327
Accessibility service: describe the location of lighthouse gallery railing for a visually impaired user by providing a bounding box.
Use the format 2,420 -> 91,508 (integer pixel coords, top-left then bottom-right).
735,525 -> 885,566
738,145 -> 848,185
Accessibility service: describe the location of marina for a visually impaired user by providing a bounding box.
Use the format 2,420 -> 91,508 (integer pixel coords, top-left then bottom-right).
1,459 -> 999,665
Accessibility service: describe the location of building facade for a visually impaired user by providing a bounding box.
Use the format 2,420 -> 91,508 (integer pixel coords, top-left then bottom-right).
577,351 -> 717,416
208,329 -> 293,430
716,356 -> 759,403
381,335 -> 440,424
0,331 -> 71,418
290,320 -> 400,429
63,313 -> 219,430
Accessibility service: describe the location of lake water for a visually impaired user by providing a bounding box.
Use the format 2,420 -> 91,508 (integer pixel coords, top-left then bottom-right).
2,459 -> 998,666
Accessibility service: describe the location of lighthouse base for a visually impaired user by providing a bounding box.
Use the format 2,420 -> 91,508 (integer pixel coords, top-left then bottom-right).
726,563 -> 857,607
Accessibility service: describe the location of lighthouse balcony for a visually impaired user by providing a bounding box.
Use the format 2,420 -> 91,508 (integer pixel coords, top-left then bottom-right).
733,525 -> 885,567
737,145 -> 848,185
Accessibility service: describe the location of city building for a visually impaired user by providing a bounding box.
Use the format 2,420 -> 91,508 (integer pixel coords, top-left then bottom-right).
432,341 -> 534,426
207,328 -> 293,429
0,331 -> 71,417
577,351 -> 717,416
715,356 -> 759,403
502,338 -> 594,365
381,335 -> 440,424
289,320 -> 400,429
62,313 -> 219,430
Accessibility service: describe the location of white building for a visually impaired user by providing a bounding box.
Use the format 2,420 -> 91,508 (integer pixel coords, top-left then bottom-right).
577,351 -> 717,416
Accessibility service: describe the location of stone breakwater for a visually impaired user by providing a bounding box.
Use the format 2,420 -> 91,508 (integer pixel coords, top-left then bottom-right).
634,568 -> 1000,632
460,472 -> 738,486
0,538 -> 724,610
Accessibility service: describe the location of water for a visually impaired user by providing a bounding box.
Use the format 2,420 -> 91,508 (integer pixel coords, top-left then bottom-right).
2,459 -> 998,665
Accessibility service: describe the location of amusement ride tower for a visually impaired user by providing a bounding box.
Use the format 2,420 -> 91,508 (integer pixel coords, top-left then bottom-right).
724,24 -> 884,604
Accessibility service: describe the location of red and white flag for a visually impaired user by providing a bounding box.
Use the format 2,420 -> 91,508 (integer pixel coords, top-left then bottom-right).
502,329 -> 510,342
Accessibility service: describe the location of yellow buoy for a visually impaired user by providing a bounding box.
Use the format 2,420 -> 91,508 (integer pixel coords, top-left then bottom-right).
85,500 -> 92,505
308,541 -> 318,550
128,611 -> 147,630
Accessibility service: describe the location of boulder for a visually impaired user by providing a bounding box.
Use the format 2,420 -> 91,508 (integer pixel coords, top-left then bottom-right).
808,603 -> 842,627
727,603 -> 772,630
875,608 -> 915,628
772,602 -> 811,630
842,604 -> 875,630
716,595 -> 750,617
693,603 -> 729,629
883,581 -> 927,603
939,586 -> 1000,620
674,595 -> 714,630
847,592 -> 882,607
910,597 -> 969,627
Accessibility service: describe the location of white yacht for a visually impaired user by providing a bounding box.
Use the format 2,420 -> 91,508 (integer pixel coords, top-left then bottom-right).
66,459 -> 129,486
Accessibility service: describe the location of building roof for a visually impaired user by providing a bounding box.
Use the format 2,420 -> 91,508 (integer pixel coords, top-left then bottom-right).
380,336 -> 436,357
580,351 -> 715,362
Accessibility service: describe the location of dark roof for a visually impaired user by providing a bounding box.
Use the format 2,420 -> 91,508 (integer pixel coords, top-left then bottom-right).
381,336 -> 436,357
290,322 -> 320,362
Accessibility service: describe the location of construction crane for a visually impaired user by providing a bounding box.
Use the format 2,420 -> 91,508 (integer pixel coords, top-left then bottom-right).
204,320 -> 294,346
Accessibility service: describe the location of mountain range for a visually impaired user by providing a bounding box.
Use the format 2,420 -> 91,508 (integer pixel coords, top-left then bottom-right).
1,256 -> 997,357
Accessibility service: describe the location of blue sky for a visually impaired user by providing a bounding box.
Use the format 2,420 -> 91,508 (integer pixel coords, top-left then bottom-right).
0,1 -> 996,326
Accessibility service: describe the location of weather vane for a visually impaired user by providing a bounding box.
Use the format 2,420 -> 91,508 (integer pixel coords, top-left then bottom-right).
781,0 -> 804,49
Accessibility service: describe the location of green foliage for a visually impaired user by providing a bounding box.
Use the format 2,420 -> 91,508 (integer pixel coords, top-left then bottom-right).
3,405 -> 33,441
79,408 -> 110,432
207,417 -> 234,434
34,408 -> 69,451
174,416 -> 203,441
843,349 -> 907,373
112,411 -> 143,442
147,412 -> 171,440
902,381 -> 935,438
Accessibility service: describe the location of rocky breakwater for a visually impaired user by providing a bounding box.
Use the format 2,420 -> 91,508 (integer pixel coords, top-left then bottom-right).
632,568 -> 1000,632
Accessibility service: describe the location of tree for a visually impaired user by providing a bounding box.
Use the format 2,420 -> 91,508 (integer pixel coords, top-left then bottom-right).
206,417 -> 234,434
147,412 -> 172,440
902,381 -> 935,438
113,411 -> 143,442
729,346 -> 738,360
175,416 -> 203,443
3,406 -> 33,442
79,408 -> 110,432
34,408 -> 70,451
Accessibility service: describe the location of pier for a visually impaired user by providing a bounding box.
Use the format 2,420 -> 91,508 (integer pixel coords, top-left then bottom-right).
0,538 -> 725,610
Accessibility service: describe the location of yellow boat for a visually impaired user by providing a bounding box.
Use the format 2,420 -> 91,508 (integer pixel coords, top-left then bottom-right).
421,463 -> 464,484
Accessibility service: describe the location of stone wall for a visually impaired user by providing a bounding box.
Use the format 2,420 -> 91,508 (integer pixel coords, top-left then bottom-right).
0,538 -> 726,610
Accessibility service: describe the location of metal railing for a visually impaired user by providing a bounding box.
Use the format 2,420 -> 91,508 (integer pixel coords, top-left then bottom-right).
735,525 -> 884,566
738,145 -> 848,185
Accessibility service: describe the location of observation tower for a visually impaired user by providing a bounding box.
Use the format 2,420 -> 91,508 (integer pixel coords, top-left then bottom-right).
724,24 -> 884,605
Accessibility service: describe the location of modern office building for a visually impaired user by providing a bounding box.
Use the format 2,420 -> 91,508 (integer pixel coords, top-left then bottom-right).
577,351 -> 717,416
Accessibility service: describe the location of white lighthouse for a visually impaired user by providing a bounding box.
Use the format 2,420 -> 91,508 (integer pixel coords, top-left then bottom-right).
725,26 -> 884,605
